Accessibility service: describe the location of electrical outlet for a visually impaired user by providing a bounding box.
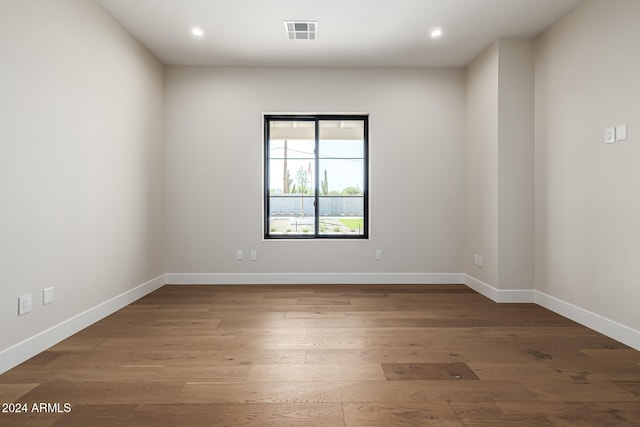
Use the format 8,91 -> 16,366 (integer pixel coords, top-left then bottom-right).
250,250 -> 257,261
375,249 -> 383,261
616,124 -> 628,141
604,127 -> 615,144
18,293 -> 32,315
236,250 -> 244,261
43,287 -> 54,305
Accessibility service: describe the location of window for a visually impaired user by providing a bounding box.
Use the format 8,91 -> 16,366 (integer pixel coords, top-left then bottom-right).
264,114 -> 369,239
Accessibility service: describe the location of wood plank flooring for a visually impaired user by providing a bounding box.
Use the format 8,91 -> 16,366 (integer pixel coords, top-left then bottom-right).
1,284 -> 639,426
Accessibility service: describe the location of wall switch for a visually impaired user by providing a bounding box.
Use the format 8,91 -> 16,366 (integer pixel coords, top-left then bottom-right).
250,250 -> 257,261
18,293 -> 32,315
616,124 -> 627,141
375,249 -> 383,261
236,250 -> 244,261
604,127 -> 616,144
43,287 -> 54,305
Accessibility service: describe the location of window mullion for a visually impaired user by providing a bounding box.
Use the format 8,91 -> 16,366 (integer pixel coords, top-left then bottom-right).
314,119 -> 320,236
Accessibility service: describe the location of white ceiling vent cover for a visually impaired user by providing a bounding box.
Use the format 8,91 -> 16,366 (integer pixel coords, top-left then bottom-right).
284,21 -> 317,40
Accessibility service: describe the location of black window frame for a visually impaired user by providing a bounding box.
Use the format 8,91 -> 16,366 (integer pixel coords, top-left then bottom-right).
264,114 -> 369,239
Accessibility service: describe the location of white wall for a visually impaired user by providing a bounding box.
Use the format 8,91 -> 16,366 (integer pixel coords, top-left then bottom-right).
497,39 -> 534,291
165,67 -> 466,277
465,39 -> 534,293
0,0 -> 164,363
535,0 -> 640,332
465,42 -> 500,287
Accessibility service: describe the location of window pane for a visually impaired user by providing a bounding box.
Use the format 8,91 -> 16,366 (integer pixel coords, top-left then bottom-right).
319,120 -> 364,158
269,196 -> 315,235
318,196 -> 364,235
318,159 -> 364,195
319,140 -> 364,158
269,159 -> 315,195
270,120 -> 314,142
319,120 -> 364,141
269,139 -> 315,159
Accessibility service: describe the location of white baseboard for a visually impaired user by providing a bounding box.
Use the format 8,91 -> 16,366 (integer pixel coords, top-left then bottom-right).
535,291 -> 640,351
165,272 -> 466,285
0,274 -> 166,375
463,274 -> 499,301
463,274 -> 536,303
464,274 -> 640,351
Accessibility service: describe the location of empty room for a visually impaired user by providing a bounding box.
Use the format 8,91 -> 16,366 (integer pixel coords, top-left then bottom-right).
1,0 -> 639,425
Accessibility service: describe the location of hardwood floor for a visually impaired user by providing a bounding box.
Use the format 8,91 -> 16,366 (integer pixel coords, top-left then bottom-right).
1,284 -> 639,426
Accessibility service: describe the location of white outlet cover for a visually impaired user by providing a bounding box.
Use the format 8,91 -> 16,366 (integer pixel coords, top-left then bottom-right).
604,127 -> 615,144
236,250 -> 244,260
43,287 -> 54,305
18,293 -> 32,315
616,124 -> 627,141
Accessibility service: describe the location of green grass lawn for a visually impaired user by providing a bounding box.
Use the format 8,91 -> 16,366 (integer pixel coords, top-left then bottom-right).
339,218 -> 363,231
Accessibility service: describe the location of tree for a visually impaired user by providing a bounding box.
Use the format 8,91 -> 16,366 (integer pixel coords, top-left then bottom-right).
321,169 -> 329,196
342,185 -> 362,195
295,163 -> 312,216
295,164 -> 310,194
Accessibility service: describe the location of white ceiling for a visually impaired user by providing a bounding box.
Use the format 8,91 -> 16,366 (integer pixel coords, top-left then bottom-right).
96,0 -> 583,67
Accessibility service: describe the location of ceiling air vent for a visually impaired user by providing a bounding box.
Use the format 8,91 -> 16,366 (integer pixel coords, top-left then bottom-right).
284,21 -> 317,40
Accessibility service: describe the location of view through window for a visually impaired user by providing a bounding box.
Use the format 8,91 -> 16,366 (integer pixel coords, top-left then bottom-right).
264,115 -> 368,239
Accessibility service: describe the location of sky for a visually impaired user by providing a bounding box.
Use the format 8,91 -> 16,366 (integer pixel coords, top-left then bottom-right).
269,139 -> 365,194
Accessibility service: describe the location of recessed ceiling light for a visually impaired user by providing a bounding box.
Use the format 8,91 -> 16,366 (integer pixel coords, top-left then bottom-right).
191,26 -> 204,38
284,21 -> 317,40
430,28 -> 443,39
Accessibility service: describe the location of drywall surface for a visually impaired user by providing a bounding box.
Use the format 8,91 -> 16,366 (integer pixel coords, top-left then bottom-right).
465,43 -> 499,287
0,0 -> 164,352
164,67 -> 466,275
465,39 -> 534,292
535,0 -> 640,331
497,39 -> 534,291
